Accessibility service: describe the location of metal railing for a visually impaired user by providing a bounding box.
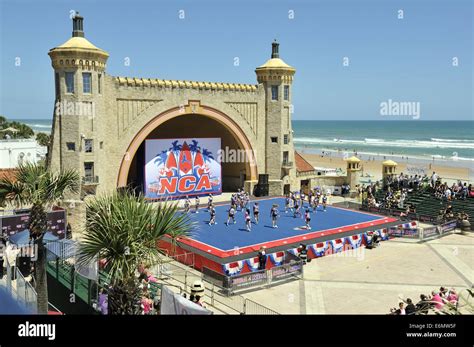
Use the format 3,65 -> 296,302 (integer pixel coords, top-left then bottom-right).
2,253 -> 37,313
151,259 -> 279,315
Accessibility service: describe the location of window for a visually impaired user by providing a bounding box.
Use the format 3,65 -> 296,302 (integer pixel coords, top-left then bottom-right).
271,137 -> 278,143
84,162 -> 94,179
65,72 -> 75,93
271,85 -> 278,100
100,141 -> 104,149
284,85 -> 290,100
283,151 -> 289,164
55,73 -> 60,95
98,74 -> 102,94
83,73 -> 92,93
66,142 -> 76,151
84,139 -> 93,153
284,134 -> 289,144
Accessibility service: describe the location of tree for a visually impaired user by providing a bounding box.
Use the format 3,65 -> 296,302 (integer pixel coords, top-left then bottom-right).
0,163 -> 79,313
36,132 -> 51,147
77,192 -> 193,315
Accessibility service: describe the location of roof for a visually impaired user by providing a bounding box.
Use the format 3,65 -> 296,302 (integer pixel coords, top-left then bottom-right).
256,58 -> 295,70
346,156 -> 361,163
382,160 -> 398,166
295,152 -> 315,173
0,169 -> 18,182
50,36 -> 109,57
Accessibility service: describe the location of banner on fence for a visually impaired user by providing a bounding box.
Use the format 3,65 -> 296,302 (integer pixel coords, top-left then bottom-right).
440,220 -> 457,234
422,226 -> 440,238
161,286 -> 212,315
229,270 -> 267,290
271,262 -> 303,281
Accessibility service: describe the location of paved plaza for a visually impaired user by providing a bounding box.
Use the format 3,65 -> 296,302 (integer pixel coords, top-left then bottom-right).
241,232 -> 473,314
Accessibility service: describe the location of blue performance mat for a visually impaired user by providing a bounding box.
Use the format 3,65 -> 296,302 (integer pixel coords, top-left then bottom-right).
183,197 -> 384,252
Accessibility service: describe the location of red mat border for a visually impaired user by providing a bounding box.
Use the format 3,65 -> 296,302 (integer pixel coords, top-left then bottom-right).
174,204 -> 397,259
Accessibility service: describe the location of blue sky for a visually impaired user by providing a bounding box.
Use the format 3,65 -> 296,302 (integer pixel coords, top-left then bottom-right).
0,0 -> 472,120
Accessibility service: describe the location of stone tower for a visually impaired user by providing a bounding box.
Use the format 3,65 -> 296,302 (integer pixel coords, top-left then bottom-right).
255,41 -> 296,195
47,12 -> 109,232
346,156 -> 361,196
382,159 -> 398,188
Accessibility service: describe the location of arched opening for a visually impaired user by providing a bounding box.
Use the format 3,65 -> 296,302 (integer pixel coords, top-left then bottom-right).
117,105 -> 257,195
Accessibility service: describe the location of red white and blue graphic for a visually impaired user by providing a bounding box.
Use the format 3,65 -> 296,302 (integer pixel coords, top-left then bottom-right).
145,138 -> 222,199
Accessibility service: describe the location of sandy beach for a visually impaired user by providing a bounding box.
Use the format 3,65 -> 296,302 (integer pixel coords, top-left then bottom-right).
299,152 -> 471,183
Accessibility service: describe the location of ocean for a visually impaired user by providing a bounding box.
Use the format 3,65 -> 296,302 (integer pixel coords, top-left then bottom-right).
11,118 -> 474,169
292,120 -> 474,170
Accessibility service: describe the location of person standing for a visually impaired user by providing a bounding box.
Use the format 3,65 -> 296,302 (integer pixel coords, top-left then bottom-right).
226,206 -> 236,226
304,208 -> 311,230
184,196 -> 191,213
207,194 -> 213,210
208,205 -> 217,226
298,244 -> 308,264
258,247 -> 266,270
253,202 -> 260,224
194,196 -> 200,214
322,194 -> 328,212
245,208 -> 252,232
270,205 -> 279,228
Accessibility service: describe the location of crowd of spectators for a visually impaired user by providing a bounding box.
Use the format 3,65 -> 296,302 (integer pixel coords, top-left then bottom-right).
389,287 -> 459,315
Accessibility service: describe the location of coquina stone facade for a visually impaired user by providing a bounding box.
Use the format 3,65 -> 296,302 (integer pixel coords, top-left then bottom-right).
47,14 -> 307,230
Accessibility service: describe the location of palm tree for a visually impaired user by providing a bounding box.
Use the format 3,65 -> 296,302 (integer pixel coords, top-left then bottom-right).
0,163 -> 79,313
77,191 -> 193,315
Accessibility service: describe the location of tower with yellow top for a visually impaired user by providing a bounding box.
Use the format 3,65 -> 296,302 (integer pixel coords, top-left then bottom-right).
255,40 -> 296,195
346,156 -> 361,195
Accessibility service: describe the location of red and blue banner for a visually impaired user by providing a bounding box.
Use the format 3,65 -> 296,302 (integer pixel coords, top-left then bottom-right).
145,138 -> 222,199
222,261 -> 244,276
347,233 -> 363,248
268,251 -> 285,266
330,237 -> 346,253
309,241 -> 329,257
246,257 -> 261,272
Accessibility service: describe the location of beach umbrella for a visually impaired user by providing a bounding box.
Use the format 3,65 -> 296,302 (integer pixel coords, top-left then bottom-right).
0,127 -> 19,133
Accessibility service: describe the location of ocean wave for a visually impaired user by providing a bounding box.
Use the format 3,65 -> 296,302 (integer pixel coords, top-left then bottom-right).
26,123 -> 52,129
293,137 -> 474,149
431,138 -> 474,143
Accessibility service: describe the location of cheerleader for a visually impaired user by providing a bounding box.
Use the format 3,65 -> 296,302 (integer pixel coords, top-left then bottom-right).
285,195 -> 291,213
304,208 -> 311,230
322,194 -> 328,212
270,205 -> 279,228
253,202 -> 260,224
226,206 -> 236,226
195,196 -> 200,214
207,194 -> 213,210
208,205 -> 217,226
184,196 -> 191,213
294,200 -> 301,218
245,208 -> 252,232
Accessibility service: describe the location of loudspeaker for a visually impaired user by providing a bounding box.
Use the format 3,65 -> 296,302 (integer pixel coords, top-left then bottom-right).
258,174 -> 269,185
255,183 -> 269,197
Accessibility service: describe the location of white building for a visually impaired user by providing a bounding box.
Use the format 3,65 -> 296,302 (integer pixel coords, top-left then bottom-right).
0,139 -> 47,169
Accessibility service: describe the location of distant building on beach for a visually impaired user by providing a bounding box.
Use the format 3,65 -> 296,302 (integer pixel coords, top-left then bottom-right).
0,138 -> 46,169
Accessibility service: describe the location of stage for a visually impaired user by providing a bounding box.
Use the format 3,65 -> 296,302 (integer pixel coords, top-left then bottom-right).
159,197 -> 401,276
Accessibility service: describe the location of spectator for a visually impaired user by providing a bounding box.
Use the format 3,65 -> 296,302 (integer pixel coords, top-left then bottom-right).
405,298 -> 416,315
390,302 -> 406,315
416,294 -> 430,314
431,290 -> 444,310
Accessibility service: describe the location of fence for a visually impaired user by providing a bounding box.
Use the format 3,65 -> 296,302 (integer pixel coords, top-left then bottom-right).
151,258 -> 279,315
1,252 -> 37,313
